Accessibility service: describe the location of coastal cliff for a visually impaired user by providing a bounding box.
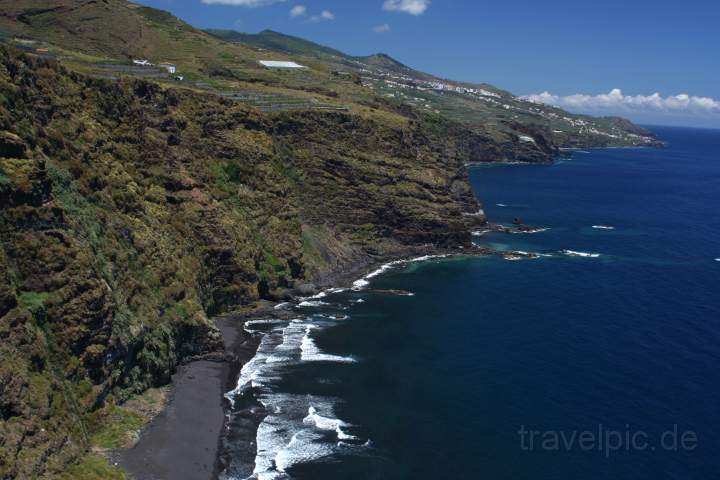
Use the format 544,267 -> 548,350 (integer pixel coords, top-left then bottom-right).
0,48 -> 484,478
0,1 -> 662,476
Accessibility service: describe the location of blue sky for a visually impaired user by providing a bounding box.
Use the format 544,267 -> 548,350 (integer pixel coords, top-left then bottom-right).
136,0 -> 720,127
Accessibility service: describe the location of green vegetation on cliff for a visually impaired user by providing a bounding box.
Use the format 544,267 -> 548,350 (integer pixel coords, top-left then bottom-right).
0,47 -> 484,478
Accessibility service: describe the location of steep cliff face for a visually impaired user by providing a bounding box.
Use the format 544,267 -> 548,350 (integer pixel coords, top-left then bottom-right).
0,48 -> 484,477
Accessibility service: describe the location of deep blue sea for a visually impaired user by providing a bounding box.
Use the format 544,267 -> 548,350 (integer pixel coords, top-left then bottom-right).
224,126 -> 720,480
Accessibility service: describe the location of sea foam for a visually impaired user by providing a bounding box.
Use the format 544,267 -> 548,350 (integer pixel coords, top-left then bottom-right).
304,406 -> 358,441
229,254 -> 453,477
226,311 -> 367,478
561,249 -> 601,258
298,300 -> 330,308
511,227 -> 549,234
352,255 -> 448,291
251,394 -> 368,479
301,326 -> 356,363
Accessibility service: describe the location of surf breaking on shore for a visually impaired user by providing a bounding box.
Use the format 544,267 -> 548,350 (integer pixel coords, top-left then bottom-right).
221,254 -> 457,479
221,248 -> 559,478
223,257 -> 424,479
351,254 -> 448,290
561,249 -> 602,258
223,312 -> 368,480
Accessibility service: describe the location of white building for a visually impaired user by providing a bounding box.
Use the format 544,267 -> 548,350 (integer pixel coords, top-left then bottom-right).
259,60 -> 306,69
158,63 -> 177,74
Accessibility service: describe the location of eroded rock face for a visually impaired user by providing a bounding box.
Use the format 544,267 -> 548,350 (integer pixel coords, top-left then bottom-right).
0,48 -> 484,476
0,131 -> 27,159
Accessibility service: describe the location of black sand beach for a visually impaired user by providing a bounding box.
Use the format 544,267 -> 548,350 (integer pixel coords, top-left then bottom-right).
118,317 -> 256,480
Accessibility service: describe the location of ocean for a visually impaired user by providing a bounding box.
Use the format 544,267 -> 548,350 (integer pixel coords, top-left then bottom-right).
222,126 -> 720,480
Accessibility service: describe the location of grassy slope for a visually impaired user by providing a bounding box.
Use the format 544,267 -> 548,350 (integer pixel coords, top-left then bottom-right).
1,0 -> 657,155
0,1 -> 373,114
208,29 -> 659,149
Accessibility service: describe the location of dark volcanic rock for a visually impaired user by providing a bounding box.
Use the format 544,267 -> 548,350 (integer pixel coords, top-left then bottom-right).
0,131 -> 27,159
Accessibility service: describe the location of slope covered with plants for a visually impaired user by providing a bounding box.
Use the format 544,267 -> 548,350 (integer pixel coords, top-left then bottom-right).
0,47 -> 486,478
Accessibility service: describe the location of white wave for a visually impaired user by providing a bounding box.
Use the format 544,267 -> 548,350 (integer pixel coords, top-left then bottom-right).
225,299 -> 369,478
510,251 -> 553,258
352,255 -> 448,291
266,320 -> 307,363
225,330 -> 284,403
715,258 -> 720,262
471,230 -> 490,237
364,262 -> 403,280
326,287 -> 348,294
351,298 -> 365,304
227,319 -> 313,401
352,263 -> 399,290
561,249 -> 601,258
301,326 -> 356,363
298,300 -> 330,308
511,227 -> 549,234
496,203 -> 508,207
338,439 -> 373,449
296,288 -> 349,308
301,287 -> 348,302
351,278 -> 370,289
327,314 -> 350,321
592,225 -> 616,230
304,406 -> 358,441
250,394 -> 369,479
313,313 -> 349,321
253,412 -> 294,479
504,256 -> 524,261
245,319 -> 287,331
252,395 -> 336,478
410,254 -> 447,263
274,430 -> 335,475
274,302 -> 292,310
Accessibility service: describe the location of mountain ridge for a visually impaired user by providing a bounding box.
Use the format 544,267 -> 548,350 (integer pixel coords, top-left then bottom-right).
0,0 -> 659,152
204,26 -> 658,147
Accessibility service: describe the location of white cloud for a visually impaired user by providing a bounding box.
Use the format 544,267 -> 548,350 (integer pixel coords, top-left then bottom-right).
523,89 -> 720,117
372,23 -> 392,33
289,5 -> 306,17
201,0 -> 286,6
309,9 -> 335,21
382,0 -> 430,15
